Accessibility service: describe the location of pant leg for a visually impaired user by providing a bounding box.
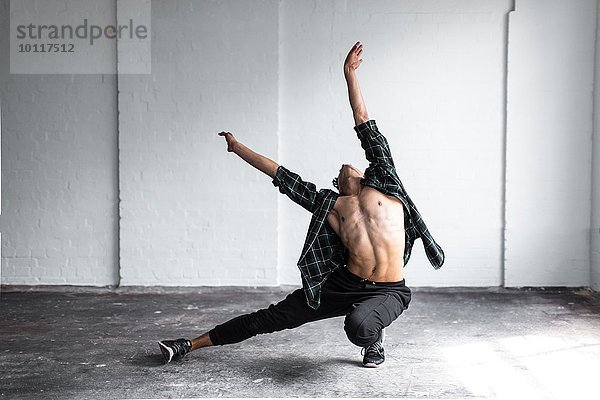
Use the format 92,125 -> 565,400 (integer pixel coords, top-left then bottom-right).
343,286 -> 411,348
208,285 -> 349,346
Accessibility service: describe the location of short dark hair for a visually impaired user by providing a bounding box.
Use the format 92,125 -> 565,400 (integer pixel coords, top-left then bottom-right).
332,177 -> 339,190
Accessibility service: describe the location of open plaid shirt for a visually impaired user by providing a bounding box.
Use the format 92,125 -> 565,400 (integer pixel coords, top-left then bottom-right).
272,120 -> 445,310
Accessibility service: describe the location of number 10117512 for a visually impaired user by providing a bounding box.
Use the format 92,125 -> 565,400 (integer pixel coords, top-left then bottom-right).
18,43 -> 75,53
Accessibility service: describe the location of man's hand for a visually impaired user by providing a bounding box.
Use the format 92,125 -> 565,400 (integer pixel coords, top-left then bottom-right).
217,131 -> 279,178
344,41 -> 363,74
218,131 -> 237,152
343,42 -> 369,126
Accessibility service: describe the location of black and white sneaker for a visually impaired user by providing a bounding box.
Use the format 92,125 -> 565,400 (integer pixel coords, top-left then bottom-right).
158,338 -> 192,363
361,329 -> 385,367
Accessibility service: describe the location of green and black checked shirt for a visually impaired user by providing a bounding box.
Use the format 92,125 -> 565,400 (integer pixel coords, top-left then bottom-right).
272,119 -> 445,310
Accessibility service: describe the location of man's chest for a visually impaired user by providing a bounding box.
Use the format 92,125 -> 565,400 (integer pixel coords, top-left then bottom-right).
328,189 -> 405,236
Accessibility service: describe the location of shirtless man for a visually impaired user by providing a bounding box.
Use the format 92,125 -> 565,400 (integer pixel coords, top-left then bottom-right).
159,42 -> 444,367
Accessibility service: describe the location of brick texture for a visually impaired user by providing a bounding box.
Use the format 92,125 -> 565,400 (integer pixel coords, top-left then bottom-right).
1,0 -> 598,289
278,0 -> 513,286
0,0 -> 119,285
505,0 -> 596,286
592,0 -> 600,292
117,0 -> 279,286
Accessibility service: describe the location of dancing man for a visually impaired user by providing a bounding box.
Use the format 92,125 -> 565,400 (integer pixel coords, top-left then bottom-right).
159,42 -> 444,367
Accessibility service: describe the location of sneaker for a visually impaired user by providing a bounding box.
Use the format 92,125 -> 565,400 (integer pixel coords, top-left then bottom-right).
158,338 -> 192,363
361,329 -> 385,367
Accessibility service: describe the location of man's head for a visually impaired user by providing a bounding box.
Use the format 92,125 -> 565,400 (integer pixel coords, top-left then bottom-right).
333,164 -> 364,196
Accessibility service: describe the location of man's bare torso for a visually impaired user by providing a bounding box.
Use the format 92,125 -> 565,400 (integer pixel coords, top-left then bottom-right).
327,186 -> 406,282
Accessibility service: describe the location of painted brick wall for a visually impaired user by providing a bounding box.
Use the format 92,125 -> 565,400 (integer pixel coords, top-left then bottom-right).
278,0 -> 513,286
592,0 -> 600,292
0,0 -> 119,285
505,0 -> 596,287
1,0 -> 598,289
118,0 -> 280,286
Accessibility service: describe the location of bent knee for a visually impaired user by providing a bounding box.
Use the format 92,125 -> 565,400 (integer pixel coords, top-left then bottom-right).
344,314 -> 378,347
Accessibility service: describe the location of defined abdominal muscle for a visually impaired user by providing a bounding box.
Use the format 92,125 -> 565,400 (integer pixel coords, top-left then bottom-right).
334,190 -> 406,282
346,239 -> 405,282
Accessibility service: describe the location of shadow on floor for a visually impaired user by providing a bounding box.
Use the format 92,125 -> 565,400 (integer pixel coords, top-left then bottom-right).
233,354 -> 362,384
130,353 -> 165,368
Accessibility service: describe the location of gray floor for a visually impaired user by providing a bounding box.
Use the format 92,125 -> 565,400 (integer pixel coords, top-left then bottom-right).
1,285 -> 599,400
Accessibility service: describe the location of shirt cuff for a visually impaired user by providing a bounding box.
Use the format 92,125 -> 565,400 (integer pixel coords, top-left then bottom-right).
354,119 -> 378,139
271,165 -> 287,188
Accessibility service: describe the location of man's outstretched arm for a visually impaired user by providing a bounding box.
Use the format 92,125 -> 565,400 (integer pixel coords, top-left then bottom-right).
218,131 -> 322,212
344,41 -> 369,127
218,131 -> 279,178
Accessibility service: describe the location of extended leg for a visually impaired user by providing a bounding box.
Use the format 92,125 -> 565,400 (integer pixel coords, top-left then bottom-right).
189,293 -> 313,350
207,288 -> 332,346
159,287 -> 346,363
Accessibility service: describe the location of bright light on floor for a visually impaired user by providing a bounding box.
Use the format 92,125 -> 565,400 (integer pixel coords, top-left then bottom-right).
442,334 -> 600,399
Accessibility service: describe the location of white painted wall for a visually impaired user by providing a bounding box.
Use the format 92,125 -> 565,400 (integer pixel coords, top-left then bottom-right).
1,0 -> 599,289
118,0 -> 280,286
0,0 -> 119,285
592,0 -> 600,292
279,0 -> 513,286
505,0 -> 596,287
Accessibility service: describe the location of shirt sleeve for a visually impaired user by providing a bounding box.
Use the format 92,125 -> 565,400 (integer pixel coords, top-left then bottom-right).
271,165 -> 320,213
354,119 -> 396,170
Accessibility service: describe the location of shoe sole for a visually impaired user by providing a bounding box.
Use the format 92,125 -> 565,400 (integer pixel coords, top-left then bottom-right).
362,361 -> 383,368
158,341 -> 174,363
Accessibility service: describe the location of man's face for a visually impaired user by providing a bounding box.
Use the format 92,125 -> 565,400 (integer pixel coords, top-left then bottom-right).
334,164 -> 364,195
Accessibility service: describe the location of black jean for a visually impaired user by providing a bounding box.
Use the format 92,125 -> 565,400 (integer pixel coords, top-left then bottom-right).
208,266 -> 412,348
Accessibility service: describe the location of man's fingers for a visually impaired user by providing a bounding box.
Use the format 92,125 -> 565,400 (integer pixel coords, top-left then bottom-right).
349,41 -> 361,55
218,131 -> 236,152
357,48 -> 363,57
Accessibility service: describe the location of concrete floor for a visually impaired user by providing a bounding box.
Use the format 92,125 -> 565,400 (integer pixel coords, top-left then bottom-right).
1,285 -> 599,400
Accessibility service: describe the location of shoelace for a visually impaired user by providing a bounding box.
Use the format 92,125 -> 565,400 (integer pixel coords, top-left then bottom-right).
171,339 -> 191,356
361,341 -> 384,358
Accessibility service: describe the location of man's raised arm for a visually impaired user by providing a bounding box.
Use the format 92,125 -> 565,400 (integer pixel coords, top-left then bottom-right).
344,42 -> 369,127
344,42 -> 396,171
218,131 -> 279,178
218,131 -> 322,213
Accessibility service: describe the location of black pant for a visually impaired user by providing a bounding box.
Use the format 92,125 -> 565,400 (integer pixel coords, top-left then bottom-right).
208,266 -> 411,348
